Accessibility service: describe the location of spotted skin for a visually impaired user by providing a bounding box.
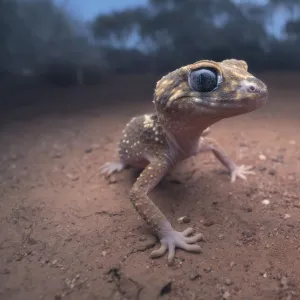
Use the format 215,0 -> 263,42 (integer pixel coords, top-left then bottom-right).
118,114 -> 166,169
101,59 -> 268,263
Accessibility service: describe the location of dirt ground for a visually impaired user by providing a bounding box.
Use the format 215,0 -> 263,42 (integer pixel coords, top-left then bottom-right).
0,73 -> 300,300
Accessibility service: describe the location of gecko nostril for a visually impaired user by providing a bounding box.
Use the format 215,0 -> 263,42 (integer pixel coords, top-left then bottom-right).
248,85 -> 256,93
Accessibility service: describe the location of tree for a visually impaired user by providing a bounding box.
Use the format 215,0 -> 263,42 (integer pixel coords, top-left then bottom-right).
92,0 -> 271,72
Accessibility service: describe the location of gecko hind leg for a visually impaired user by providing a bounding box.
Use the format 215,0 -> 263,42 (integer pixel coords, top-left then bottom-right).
100,162 -> 126,177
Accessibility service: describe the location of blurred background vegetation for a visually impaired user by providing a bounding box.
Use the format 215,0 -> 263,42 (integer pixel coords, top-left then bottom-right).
1,0 -> 300,87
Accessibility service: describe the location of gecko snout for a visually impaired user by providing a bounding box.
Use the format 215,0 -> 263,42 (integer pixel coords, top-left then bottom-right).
247,81 -> 268,97
241,78 -> 268,99
242,78 -> 268,97
247,84 -> 257,93
239,78 -> 268,110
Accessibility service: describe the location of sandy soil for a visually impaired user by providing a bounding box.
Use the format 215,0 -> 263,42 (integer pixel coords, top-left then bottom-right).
0,74 -> 300,300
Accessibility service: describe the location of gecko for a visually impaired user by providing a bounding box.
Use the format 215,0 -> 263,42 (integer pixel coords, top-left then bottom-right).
100,59 -> 268,263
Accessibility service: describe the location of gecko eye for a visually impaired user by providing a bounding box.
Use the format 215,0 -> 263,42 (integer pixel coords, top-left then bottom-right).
189,68 -> 219,92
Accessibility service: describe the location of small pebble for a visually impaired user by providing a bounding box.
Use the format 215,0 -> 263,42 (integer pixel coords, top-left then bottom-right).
204,266 -> 212,273
236,241 -> 242,247
259,154 -> 266,160
102,251 -> 107,257
257,166 -> 266,172
234,286 -> 240,292
262,199 -> 270,205
177,216 -> 191,224
52,153 -> 62,159
272,155 -> 284,163
66,173 -> 79,181
108,176 -> 117,184
293,201 -> 300,208
283,214 -> 291,220
218,234 -> 225,240
223,291 -> 231,299
85,147 -> 93,154
280,276 -> 288,288
189,270 -> 201,280
202,219 -> 214,227
225,278 -> 233,286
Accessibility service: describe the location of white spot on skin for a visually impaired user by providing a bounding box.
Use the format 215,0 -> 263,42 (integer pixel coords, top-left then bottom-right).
143,115 -> 154,128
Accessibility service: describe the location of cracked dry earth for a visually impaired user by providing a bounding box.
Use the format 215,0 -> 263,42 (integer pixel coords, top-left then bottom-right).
0,73 -> 300,300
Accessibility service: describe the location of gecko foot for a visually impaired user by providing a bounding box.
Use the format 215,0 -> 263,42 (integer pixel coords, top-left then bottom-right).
230,164 -> 255,183
100,162 -> 125,177
150,227 -> 203,264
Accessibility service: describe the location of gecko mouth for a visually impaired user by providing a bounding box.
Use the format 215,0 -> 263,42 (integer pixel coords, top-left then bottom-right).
193,97 -> 245,109
193,95 -> 267,110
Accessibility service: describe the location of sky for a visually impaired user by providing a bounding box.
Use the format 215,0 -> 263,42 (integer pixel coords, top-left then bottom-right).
53,0 -> 286,38
55,0 -> 148,21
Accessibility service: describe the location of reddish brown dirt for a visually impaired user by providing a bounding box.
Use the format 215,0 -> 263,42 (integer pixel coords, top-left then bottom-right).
0,74 -> 300,300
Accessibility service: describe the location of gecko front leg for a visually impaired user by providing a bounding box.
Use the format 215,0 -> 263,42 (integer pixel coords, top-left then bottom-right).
197,137 -> 255,183
129,157 -> 203,264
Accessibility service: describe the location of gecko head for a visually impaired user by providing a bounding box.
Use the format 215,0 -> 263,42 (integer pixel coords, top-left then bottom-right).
154,59 -> 268,120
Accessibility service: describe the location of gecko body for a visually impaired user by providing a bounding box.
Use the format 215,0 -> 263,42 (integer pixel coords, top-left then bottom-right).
101,59 -> 268,263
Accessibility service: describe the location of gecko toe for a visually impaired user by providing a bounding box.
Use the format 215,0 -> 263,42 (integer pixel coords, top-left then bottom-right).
100,162 -> 125,177
150,244 -> 167,258
167,244 -> 176,263
184,233 -> 204,243
150,228 -> 203,263
231,164 -> 256,183
178,242 -> 203,253
181,227 -> 194,237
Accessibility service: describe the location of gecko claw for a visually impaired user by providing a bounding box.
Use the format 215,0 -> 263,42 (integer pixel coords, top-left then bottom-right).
230,164 -> 255,183
150,228 -> 203,264
100,162 -> 125,177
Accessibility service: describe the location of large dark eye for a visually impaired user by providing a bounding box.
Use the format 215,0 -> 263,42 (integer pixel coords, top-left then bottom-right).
189,68 -> 218,92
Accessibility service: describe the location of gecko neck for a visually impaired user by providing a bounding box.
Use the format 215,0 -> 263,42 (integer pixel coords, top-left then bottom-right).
157,113 -> 218,157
